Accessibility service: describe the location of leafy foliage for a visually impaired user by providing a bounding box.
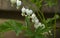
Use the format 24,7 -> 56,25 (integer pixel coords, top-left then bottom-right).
0,14 -> 59,38
30,0 -> 57,7
0,0 -> 59,38
0,20 -> 24,36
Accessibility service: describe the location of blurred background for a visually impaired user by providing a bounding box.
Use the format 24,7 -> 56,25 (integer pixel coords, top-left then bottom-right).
0,0 -> 60,38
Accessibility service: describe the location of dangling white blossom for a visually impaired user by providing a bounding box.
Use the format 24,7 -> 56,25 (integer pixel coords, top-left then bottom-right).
21,7 -> 33,16
34,23 -> 40,29
26,9 -> 32,15
34,22 -> 41,29
31,13 -> 39,24
34,18 -> 39,24
29,10 -> 33,15
34,22 -> 45,29
17,0 -> 21,6
31,13 -> 36,19
16,0 -> 22,9
21,7 -> 26,13
25,9 -> 33,15
31,17 -> 38,23
10,0 -> 16,7
21,7 -> 26,16
25,9 -> 29,13
31,17 -> 36,22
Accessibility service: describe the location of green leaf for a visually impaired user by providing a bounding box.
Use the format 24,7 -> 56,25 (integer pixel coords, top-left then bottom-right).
0,22 -> 12,32
25,16 -> 33,37
0,20 -> 24,36
25,16 -> 31,29
35,33 -> 46,38
24,30 -> 34,37
45,0 -> 57,7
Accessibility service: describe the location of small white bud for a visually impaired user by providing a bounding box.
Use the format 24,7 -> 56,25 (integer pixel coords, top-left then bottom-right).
49,30 -> 52,35
49,30 -> 51,33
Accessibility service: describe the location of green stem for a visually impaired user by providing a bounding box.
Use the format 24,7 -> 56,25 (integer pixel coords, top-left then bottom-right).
33,0 -> 45,23
38,8 -> 45,22
54,0 -> 58,38
36,10 -> 42,22
25,16 -> 31,29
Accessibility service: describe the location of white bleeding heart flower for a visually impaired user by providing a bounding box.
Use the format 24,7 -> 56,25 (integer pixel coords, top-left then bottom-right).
34,23 -> 40,29
29,10 -> 33,15
25,9 -> 30,15
31,13 -> 39,25
31,13 -> 36,19
16,0 -> 21,9
34,22 -> 41,29
31,17 -> 37,22
21,7 -> 26,13
34,22 -> 45,29
17,0 -> 21,6
25,9 -> 33,15
25,9 -> 29,12
34,18 -> 39,24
